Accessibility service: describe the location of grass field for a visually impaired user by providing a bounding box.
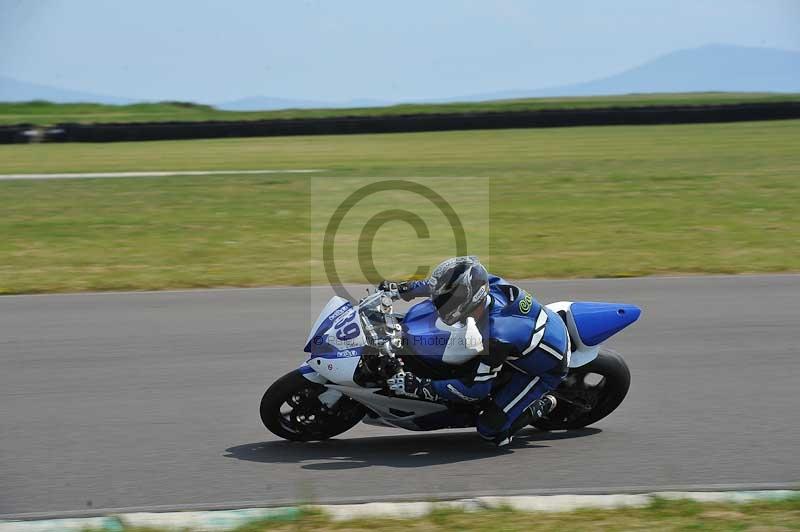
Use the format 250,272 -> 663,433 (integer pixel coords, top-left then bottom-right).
0,119 -> 798,294
2,92 -> 800,126
247,498 -> 800,532
90,497 -> 800,532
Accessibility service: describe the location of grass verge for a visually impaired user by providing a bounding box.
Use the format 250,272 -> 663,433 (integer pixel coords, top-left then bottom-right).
0,120 -> 798,294
97,497 -> 800,532
2,92 -> 800,126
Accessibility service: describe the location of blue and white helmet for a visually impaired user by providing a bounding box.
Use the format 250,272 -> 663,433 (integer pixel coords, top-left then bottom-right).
429,256 -> 489,325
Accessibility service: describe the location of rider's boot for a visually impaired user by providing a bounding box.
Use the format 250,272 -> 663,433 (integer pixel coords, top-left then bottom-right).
480,394 -> 558,447
528,394 -> 558,420
509,393 -> 558,435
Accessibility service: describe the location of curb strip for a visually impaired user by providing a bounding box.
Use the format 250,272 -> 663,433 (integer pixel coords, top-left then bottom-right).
1,490 -> 796,531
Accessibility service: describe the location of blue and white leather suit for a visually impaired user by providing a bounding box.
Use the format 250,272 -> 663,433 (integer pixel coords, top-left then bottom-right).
401,275 -> 570,439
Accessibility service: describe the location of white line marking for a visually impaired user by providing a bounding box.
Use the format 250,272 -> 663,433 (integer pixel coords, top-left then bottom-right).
0,169 -> 323,181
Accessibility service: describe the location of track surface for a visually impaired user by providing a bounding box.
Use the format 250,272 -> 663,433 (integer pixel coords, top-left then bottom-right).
1,276 -> 798,517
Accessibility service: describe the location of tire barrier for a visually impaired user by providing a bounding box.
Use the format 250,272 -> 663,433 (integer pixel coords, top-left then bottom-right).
0,124 -> 36,144
3,102 -> 800,143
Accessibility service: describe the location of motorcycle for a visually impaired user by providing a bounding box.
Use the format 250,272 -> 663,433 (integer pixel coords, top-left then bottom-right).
260,287 -> 641,441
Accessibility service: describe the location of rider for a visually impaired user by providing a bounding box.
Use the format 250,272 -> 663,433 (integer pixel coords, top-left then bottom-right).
380,256 -> 570,446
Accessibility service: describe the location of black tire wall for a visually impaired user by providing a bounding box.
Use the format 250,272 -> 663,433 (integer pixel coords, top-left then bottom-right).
3,103 -> 799,144
23,102 -> 800,143
0,125 -> 33,144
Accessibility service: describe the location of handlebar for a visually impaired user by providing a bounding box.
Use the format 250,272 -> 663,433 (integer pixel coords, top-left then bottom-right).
358,288 -> 403,358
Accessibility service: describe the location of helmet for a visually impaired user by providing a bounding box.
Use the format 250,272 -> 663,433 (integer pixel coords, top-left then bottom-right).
429,256 -> 489,325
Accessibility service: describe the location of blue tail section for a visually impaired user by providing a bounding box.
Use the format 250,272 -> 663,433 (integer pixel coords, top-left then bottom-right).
571,302 -> 642,346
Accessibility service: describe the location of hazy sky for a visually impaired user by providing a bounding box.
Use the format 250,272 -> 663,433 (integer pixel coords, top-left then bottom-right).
1,0 -> 798,103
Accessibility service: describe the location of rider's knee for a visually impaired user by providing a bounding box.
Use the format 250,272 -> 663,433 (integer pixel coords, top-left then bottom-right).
541,368 -> 565,388
476,401 -> 507,436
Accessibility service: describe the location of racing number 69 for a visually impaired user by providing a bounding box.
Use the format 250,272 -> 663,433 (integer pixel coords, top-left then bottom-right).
334,312 -> 360,342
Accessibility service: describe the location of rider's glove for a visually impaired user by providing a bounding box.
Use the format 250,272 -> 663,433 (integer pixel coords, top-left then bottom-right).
387,372 -> 439,402
377,280 -> 399,299
378,280 -> 416,302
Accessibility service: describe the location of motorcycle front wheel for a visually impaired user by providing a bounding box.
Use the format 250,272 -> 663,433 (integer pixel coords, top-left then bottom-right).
260,369 -> 366,441
531,348 -> 630,431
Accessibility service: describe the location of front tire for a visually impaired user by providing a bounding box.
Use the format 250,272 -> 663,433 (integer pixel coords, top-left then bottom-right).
260,370 -> 366,441
532,348 -> 630,431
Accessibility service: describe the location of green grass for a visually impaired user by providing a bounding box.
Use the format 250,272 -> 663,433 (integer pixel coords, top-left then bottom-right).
2,92 -> 800,126
94,497 -> 800,531
0,119 -> 798,294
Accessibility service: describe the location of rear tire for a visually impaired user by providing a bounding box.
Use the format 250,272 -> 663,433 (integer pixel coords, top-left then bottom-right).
260,370 -> 366,441
532,348 -> 630,431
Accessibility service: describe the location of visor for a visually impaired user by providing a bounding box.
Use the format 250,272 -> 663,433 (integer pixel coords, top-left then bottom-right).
432,282 -> 471,325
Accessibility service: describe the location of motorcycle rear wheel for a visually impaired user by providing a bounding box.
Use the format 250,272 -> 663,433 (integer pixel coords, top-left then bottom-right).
531,348 -> 630,431
260,369 -> 366,441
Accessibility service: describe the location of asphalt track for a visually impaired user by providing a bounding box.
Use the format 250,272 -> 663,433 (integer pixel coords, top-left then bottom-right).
1,275 -> 798,518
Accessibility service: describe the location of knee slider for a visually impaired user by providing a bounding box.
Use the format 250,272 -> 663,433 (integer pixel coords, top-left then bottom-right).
477,401 -> 507,433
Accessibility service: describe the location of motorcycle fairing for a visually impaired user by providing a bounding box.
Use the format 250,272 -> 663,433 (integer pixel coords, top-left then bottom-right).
303,296 -> 356,353
325,384 -> 449,430
302,296 -> 370,385
306,353 -> 362,386
300,298 -> 476,426
547,301 -> 641,367
571,302 -> 641,346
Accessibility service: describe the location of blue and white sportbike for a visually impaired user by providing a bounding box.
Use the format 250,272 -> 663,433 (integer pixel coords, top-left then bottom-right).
260,288 -> 640,441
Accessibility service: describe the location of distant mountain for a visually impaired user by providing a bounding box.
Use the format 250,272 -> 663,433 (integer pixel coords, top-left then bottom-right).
221,45 -> 800,110
0,75 -> 132,104
2,44 -> 798,110
453,44 -> 800,102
